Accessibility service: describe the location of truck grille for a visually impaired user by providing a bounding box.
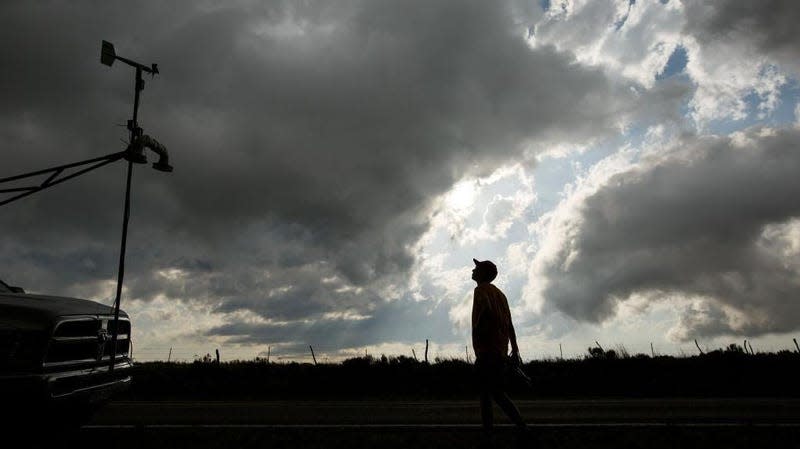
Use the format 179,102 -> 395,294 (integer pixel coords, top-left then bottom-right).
44,316 -> 131,369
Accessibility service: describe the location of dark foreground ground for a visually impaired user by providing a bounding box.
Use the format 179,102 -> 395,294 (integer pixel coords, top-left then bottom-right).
76,424 -> 799,449
18,354 -> 800,448
25,398 -> 800,449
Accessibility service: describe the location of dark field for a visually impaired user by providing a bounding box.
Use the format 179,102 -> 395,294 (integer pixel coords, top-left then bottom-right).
122,351 -> 800,400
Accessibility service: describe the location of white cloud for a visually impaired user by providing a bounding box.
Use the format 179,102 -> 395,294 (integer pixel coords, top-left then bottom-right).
532,0 -> 684,88
683,37 -> 787,124
682,0 -> 800,124
523,142 -> 638,316
525,126 -> 800,339
532,1 -> 794,126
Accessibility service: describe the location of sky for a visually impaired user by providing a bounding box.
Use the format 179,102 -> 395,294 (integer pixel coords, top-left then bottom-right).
2,0 -> 800,362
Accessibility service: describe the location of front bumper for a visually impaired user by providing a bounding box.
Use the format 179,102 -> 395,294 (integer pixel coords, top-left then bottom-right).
2,359 -> 133,404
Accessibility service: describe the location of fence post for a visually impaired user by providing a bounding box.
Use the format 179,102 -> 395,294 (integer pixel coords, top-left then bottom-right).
424,339 -> 429,363
215,349 -> 220,364
309,345 -> 317,365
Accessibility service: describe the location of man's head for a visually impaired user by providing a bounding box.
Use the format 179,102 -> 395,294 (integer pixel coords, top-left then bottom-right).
471,258 -> 498,284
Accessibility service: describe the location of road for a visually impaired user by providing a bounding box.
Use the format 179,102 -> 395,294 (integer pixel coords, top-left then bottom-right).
56,399 -> 800,448
86,398 -> 800,426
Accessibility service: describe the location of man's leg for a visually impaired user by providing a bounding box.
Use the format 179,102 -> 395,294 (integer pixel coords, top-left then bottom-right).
476,359 -> 495,448
476,358 -> 494,431
491,389 -> 525,428
493,388 -> 537,447
480,387 -> 494,430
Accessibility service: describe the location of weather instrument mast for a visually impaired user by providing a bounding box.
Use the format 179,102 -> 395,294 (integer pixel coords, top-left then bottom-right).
0,40 -> 174,370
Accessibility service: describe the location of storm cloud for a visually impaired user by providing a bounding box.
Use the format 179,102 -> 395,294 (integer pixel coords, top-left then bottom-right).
684,0 -> 800,74
0,1 -> 665,351
529,127 -> 800,339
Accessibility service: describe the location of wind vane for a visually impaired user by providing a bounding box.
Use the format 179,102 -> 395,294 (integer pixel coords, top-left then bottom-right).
100,40 -> 172,172
0,40 -> 174,370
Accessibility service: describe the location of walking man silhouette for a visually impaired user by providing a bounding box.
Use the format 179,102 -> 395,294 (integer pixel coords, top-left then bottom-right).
471,258 -> 528,446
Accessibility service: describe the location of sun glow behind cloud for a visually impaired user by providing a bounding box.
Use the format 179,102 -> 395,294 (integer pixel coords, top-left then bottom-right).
443,180 -> 478,213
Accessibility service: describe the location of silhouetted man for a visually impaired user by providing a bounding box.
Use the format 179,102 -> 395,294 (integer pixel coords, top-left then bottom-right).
471,258 -> 527,445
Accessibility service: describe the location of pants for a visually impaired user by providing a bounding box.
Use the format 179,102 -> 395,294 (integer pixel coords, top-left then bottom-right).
475,353 -> 526,431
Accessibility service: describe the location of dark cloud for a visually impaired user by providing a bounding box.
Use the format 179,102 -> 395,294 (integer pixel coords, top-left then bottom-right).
1,1 -> 669,350
538,127 -> 800,338
684,0 -> 800,73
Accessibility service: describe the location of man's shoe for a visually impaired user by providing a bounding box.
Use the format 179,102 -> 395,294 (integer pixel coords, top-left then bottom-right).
515,425 -> 538,448
479,431 -> 495,449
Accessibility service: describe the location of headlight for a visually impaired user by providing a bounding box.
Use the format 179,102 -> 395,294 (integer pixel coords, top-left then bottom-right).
0,329 -> 47,370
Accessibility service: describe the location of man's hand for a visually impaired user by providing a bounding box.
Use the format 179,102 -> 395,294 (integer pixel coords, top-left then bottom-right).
510,349 -> 522,365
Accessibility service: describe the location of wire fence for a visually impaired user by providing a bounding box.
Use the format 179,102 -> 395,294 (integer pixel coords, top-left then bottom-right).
131,338 -> 800,364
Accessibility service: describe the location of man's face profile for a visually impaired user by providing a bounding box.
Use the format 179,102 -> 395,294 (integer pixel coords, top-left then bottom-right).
472,259 -> 497,283
472,264 -> 488,283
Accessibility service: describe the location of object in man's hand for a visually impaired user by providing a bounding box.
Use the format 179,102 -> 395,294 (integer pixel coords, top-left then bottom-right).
506,353 -> 532,388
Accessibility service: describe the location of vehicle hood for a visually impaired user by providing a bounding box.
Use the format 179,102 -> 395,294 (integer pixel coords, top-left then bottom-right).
0,293 -> 127,330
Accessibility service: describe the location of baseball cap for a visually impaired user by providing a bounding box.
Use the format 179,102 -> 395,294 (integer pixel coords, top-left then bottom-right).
472,258 -> 498,281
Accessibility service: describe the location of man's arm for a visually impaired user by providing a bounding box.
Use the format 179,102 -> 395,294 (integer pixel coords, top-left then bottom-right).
502,293 -> 519,355
509,320 -> 519,355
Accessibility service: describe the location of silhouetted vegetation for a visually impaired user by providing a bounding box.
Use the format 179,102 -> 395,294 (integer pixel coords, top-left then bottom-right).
121,349 -> 800,401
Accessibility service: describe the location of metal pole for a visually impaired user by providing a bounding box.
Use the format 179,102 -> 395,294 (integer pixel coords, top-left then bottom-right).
694,339 -> 704,355
109,160 -> 133,371
109,63 -> 144,371
309,345 -> 317,365
132,67 -> 142,131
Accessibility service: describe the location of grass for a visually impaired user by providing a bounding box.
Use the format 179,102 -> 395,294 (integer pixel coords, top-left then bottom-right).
120,349 -> 800,401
